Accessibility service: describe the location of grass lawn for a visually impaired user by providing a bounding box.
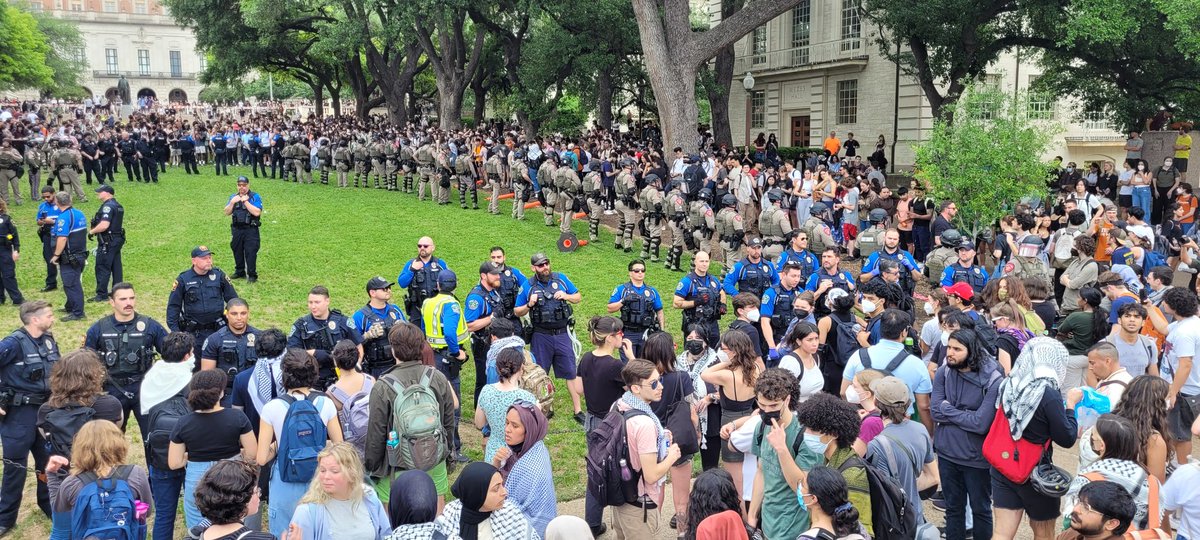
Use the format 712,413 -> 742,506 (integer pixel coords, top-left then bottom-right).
5,164 -> 695,537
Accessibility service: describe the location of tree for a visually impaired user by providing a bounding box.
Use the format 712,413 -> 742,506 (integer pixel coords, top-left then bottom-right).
30,11 -> 86,98
0,3 -> 52,92
914,85 -> 1058,238
631,0 -> 804,153
410,0 -> 485,129
699,0 -> 744,147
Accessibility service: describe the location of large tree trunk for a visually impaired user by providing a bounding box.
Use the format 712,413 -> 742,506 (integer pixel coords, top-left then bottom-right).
471,76 -> 486,126
708,43 -> 735,147
414,13 -> 485,131
328,85 -> 341,116
311,83 -> 324,118
596,69 -> 614,131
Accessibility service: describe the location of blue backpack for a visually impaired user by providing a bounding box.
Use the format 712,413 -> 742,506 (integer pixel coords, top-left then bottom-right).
277,392 -> 328,483
70,464 -> 146,540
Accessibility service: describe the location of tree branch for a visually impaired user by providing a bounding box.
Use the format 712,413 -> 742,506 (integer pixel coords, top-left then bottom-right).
684,0 -> 802,67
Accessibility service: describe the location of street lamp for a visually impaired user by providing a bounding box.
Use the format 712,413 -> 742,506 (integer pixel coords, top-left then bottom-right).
742,71 -> 755,91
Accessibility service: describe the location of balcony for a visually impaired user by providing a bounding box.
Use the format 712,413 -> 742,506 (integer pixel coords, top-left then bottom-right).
735,38 -> 869,77
92,70 -> 197,80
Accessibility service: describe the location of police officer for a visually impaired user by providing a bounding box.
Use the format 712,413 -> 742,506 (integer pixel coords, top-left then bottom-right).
0,138 -> 23,207
0,198 -> 22,306
51,139 -> 85,202
759,262 -> 804,363
673,250 -> 725,348
225,176 -> 262,283
88,184 -> 124,302
79,133 -> 100,186
606,259 -> 664,357
940,240 -> 989,296
554,159 -> 580,230
777,229 -> 818,283
333,139 -> 351,188
714,193 -> 744,273
485,147 -> 506,214
663,179 -> 688,271
151,128 -> 169,174
0,301 -> 58,534
200,298 -> 260,402
487,246 -> 528,329
614,159 -> 640,252
97,130 -> 116,183
856,208 -> 888,260
369,136 -> 387,189
925,229 -> 962,285
860,229 -> 922,298
211,130 -> 229,176
178,133 -> 198,175
397,236 -> 450,327
49,191 -> 87,321
400,140 -> 417,194
1005,236 -> 1052,293
538,153 -> 559,226
270,131 -> 286,179
84,282 -> 168,438
805,248 -> 857,318
134,133 -> 158,183
758,188 -> 792,263
249,132 -> 265,178
287,285 -> 363,390
353,277 -> 406,378
514,252 -> 585,424
639,173 -> 665,261
508,150 -> 530,220
316,137 -> 332,185
582,162 -> 605,241
723,237 -> 780,298
465,262 -> 503,404
35,186 -> 60,293
118,131 -> 141,182
166,246 -> 239,359
687,187 -> 716,257
421,269 -> 470,463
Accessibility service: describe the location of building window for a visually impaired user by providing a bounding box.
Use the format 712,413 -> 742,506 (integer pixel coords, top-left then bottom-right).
54,0 -> 63,9
103,0 -> 117,12
750,90 -> 765,128
169,51 -> 182,77
1083,110 -> 1112,131
841,0 -> 861,51
836,79 -> 858,124
69,0 -> 82,11
137,49 -> 150,76
198,55 -> 207,72
74,47 -> 86,64
791,1 -> 810,66
105,48 -> 118,75
27,1 -> 42,12
135,0 -> 148,14
1028,93 -> 1053,120
752,26 -> 767,66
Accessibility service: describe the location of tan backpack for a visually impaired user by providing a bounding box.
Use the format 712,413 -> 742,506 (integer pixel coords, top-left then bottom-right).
519,352 -> 555,419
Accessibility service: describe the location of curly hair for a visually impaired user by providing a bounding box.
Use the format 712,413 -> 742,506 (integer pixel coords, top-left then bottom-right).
979,276 -> 1032,309
807,466 -> 861,537
860,279 -> 902,310
1074,234 -> 1096,256
1163,287 -> 1199,318
683,468 -> 743,540
495,347 -> 524,381
195,460 -> 260,525
1110,375 -> 1173,466
719,330 -> 759,386
48,349 -> 107,408
187,369 -> 228,411
754,368 -> 800,409
281,348 -> 319,390
795,392 -> 861,448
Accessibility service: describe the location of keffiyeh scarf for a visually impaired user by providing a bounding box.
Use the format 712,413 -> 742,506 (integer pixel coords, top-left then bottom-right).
998,337 -> 1067,439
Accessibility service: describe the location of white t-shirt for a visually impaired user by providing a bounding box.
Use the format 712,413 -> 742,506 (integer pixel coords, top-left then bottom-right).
729,415 -> 761,501
920,318 -> 941,362
1164,316 -> 1200,395
1163,462 -> 1200,539
261,392 -> 338,434
778,354 -> 824,402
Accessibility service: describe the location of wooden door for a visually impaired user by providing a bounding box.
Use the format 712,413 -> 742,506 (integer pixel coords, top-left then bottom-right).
791,116 -> 811,147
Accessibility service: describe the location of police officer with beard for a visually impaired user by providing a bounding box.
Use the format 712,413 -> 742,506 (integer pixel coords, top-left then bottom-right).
515,252 -> 585,424
287,285 -> 362,391
88,184 -> 124,302
606,259 -> 664,357
353,277 -> 406,378
200,297 -> 260,403
397,236 -> 450,328
84,282 -> 167,438
465,262 -> 503,404
224,176 -> 262,282
166,246 -> 239,360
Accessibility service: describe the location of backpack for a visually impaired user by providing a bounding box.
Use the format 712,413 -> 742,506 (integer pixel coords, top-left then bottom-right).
683,163 -> 706,199
40,403 -> 95,458
822,315 -> 863,370
277,393 -> 328,483
519,354 -> 555,419
1052,228 -> 1082,269
1081,471 -> 1169,539
383,367 -> 448,472
328,377 -> 376,456
1140,249 -> 1167,277
983,405 -> 1049,483
858,348 -> 910,376
143,394 -> 191,471
70,464 -> 146,540
838,454 -> 917,540
586,407 -> 648,507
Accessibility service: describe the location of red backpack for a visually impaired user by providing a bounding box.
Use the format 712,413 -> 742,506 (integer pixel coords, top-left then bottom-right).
982,405 -> 1048,483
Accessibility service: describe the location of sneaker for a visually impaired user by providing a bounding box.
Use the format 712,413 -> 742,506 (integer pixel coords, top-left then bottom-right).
574,412 -> 586,425
452,451 -> 470,463
669,514 -> 678,529
39,285 -> 57,292
87,296 -> 108,303
604,210 -> 615,215
61,313 -> 85,322
589,523 -> 607,537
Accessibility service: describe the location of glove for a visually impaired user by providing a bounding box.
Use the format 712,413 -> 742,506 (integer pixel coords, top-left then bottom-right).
768,349 -> 781,362
363,322 -> 385,340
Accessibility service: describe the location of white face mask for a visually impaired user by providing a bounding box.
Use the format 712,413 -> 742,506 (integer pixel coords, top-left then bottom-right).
860,299 -> 877,315
940,332 -> 951,347
846,386 -> 862,404
745,308 -> 761,321
923,302 -> 935,316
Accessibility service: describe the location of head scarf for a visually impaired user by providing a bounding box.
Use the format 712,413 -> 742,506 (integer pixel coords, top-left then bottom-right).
998,336 -> 1067,439
450,462 -> 501,540
387,470 -> 439,527
545,515 -> 593,540
138,354 -> 195,415
696,510 -> 750,540
498,401 -> 548,478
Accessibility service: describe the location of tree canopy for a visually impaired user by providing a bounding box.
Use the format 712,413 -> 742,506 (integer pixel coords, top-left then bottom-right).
0,1 -> 86,97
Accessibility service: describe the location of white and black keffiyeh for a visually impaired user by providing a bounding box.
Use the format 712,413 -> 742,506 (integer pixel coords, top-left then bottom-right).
1063,458 -> 1153,529
997,336 -> 1067,440
435,500 -> 540,540
387,522 -> 463,540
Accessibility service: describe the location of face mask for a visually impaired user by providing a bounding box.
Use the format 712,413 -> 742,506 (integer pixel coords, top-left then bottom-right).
846,386 -> 862,404
803,432 -> 830,457
1070,248 -> 1079,257
923,302 -> 935,316
997,289 -> 1008,301
796,489 -> 809,512
794,308 -> 811,320
940,332 -> 951,347
685,339 -> 706,355
759,409 -> 782,427
860,299 -> 877,314
745,308 -> 761,321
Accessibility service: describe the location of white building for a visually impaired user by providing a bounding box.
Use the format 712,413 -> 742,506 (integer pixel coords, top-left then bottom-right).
25,0 -> 204,104
710,0 -> 1128,169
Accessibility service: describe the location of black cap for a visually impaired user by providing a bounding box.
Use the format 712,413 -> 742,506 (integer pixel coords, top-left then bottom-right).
191,246 -> 212,258
236,176 -> 250,184
480,261 -> 502,275
746,236 -> 763,248
530,252 -> 550,266
94,184 -> 114,195
366,276 -> 392,291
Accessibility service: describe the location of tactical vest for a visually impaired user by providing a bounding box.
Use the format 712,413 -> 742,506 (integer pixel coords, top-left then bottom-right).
4,329 -> 57,396
294,311 -> 351,353
357,305 -> 401,369
812,268 -> 853,316
639,187 -> 661,216
782,249 -> 817,283
354,144 -> 369,161
619,283 -> 658,331
556,168 -> 581,194
667,191 -> 687,221
759,206 -> 785,239
527,275 -> 573,330
405,258 -> 444,310
858,227 -> 883,259
370,144 -> 385,159
716,208 -> 739,240
616,172 -> 636,203
875,249 -> 916,294
317,146 -> 331,162
926,247 -> 956,281
94,315 -> 156,380
95,201 -> 125,235
422,295 -> 469,348
212,328 -> 258,383
333,148 -> 350,163
54,150 -> 74,167
736,259 -> 774,297
539,163 -> 557,188
415,145 -> 433,165
803,217 -> 829,254
485,156 -> 501,175
949,262 -> 988,294
769,285 -> 799,337
230,193 -> 259,227
583,172 -> 603,199
687,201 -> 709,230
496,267 -> 521,320
682,272 -> 721,324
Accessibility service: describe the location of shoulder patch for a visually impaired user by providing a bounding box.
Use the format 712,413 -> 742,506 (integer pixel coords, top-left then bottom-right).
675,281 -> 686,292
734,214 -> 742,222
346,317 -> 357,330
171,280 -> 179,291
467,299 -> 480,310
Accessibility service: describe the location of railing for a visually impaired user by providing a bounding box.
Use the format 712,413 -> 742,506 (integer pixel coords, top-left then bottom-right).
735,38 -> 868,73
92,70 -> 196,80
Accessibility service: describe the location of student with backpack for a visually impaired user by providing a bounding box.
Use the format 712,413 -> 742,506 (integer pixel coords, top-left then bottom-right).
817,290 -> 869,395
255,350 -> 343,538
326,340 -> 375,458
53,420 -> 152,540
796,467 -> 868,540
139,331 -> 197,540
39,349 -> 125,540
863,377 -> 937,536
840,309 -> 935,435
577,315 -> 632,536
169,369 -> 257,530
794,392 -> 874,537
746,368 -> 822,540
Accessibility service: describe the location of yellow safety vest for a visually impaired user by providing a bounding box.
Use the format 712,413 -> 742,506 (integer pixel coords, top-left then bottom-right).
421,294 -> 469,348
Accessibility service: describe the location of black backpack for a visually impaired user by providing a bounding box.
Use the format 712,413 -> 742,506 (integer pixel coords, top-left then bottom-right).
144,393 -> 191,471
585,407 -> 648,507
40,403 -> 96,458
822,314 -> 863,370
683,163 -> 706,200
858,348 -> 909,376
837,454 -> 917,540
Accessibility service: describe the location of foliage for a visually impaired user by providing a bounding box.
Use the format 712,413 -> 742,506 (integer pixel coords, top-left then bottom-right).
0,2 -> 52,92
914,84 -> 1058,237
29,11 -> 86,98
541,94 -> 588,135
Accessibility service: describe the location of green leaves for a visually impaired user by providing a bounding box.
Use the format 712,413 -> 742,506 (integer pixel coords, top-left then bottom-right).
0,3 -> 53,92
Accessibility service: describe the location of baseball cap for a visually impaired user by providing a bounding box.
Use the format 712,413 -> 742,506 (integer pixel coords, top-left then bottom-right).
94,184 -> 114,195
942,282 -> 974,301
191,246 -> 212,258
530,252 -> 550,266
366,276 -> 392,291
956,241 -> 976,251
480,261 -> 502,275
870,376 -> 911,407
236,176 -> 250,184
746,236 -> 763,248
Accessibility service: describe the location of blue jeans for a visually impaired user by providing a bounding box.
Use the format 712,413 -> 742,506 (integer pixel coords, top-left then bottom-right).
1133,186 -> 1152,220
149,465 -> 185,540
184,461 -> 217,529
939,458 -> 992,540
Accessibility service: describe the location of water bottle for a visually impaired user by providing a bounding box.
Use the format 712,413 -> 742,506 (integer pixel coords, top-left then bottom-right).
619,458 -> 632,482
387,430 -> 399,449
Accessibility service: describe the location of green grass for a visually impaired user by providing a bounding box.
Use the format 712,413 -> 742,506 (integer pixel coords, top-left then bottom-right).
5,164 -> 695,536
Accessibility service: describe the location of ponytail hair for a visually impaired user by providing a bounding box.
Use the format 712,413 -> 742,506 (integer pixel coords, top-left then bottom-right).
587,316 -> 623,347
806,466 -> 861,537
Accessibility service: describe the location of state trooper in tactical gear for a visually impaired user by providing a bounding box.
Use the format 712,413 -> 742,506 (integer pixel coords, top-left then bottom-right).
51,139 -> 85,202
84,282 -> 168,438
465,261 -> 504,404
488,246 -> 528,330
89,185 -> 125,303
485,145 -> 507,214
1006,235 -> 1052,293
225,176 -> 263,283
398,236 -> 450,328
687,188 -> 716,257
287,285 -> 363,391
802,202 -> 836,256
804,248 -> 857,318
538,152 -> 559,226
200,297 -> 260,403
714,192 -> 745,272
384,135 -> 401,192
0,138 -> 26,205
606,259 -> 664,358
582,161 -> 606,241
353,136 -> 371,188
353,277 -> 406,379
316,137 -> 332,185
421,269 -> 470,463
554,158 -> 581,232
0,301 -> 58,534
414,139 -> 435,199
759,261 -> 804,363
673,251 -> 726,348
940,240 -> 989,296
399,138 -> 418,194
614,158 -> 640,252
723,236 -> 780,298
663,178 -> 689,272
514,252 -> 585,424
758,188 -> 793,263
856,208 -> 889,260
508,149 -> 530,220
925,229 -> 962,284
639,173 -> 666,261
333,138 -> 352,188
166,246 -> 239,360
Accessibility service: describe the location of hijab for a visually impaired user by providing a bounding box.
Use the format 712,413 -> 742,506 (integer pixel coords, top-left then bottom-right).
998,336 -> 1067,439
498,402 -> 548,478
544,515 -> 593,540
451,462 -> 500,540
387,470 -> 439,527
696,510 -> 750,540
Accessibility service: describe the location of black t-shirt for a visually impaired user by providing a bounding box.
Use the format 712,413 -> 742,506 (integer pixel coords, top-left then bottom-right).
844,139 -> 860,157
578,352 -> 626,417
930,215 -> 953,244
729,319 -> 764,358
170,407 -> 253,462
911,198 -> 934,225
650,370 -> 695,422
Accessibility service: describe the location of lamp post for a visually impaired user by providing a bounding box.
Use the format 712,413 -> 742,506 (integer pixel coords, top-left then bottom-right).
742,71 -> 755,91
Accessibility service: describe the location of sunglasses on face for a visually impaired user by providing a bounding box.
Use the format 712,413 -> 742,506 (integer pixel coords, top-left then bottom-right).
534,262 -> 549,268
639,378 -> 661,390
417,244 -> 431,248
630,268 -> 646,273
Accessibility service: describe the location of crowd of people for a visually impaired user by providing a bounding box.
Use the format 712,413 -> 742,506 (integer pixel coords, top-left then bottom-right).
0,99 -> 1198,540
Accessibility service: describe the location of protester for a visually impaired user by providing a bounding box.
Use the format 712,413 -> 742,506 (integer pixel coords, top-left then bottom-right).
576,315 -> 629,536
475,348 -> 536,462
748,368 -> 822,540
776,321 -> 825,400
865,376 -> 936,526
1159,287 -> 1200,467
544,516 -> 593,540
1107,375 -> 1172,482
52,420 -> 153,536
642,331 -> 696,530
683,468 -> 752,540
794,391 -> 872,536
703,330 -> 763,499
679,324 -> 723,471
384,470 -> 459,540
326,339 -> 375,456
1059,481 -> 1136,540
192,460 -> 293,540
1062,414 -> 1154,530
434,462 -> 538,539
796,466 -> 868,539
289,442 -> 392,539
492,401 -> 556,537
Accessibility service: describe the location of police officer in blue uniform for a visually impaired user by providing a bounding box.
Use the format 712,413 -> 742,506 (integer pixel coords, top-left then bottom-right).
397,236 -> 450,328
225,176 -> 262,282
287,285 -> 363,391
270,131 -> 286,179
805,247 -> 857,318
673,250 -> 726,348
49,191 -> 87,321
353,277 -> 406,378
422,269 -> 471,463
117,132 -> 140,182
200,298 -> 260,403
211,131 -> 229,176
759,261 -> 804,365
0,301 -> 59,534
249,133 -> 266,178
488,246 -> 528,329
465,261 -> 503,405
861,228 -> 922,298
166,246 -> 239,360
723,236 -> 780,298
34,186 -> 61,293
88,184 -> 124,302
514,252 -> 585,424
606,259 -> 664,358
940,240 -> 989,296
84,282 -> 167,438
776,229 -> 818,282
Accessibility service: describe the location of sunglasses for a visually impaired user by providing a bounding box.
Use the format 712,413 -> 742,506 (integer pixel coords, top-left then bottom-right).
417,244 -> 431,248
630,268 -> 646,273
512,400 -> 537,411
534,262 -> 549,268
639,378 -> 661,390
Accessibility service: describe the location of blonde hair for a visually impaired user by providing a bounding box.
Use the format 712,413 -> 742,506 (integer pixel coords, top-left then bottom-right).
70,420 -> 128,476
989,300 -> 1027,330
853,369 -> 885,396
298,442 -> 365,506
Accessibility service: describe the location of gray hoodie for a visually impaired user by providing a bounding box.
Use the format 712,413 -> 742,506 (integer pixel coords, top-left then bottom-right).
930,357 -> 1004,468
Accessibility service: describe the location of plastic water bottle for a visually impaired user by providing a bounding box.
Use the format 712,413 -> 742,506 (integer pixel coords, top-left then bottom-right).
387,430 -> 399,449
619,458 -> 632,482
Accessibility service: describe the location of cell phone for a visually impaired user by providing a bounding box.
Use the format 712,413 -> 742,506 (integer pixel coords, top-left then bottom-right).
1139,287 -> 1148,303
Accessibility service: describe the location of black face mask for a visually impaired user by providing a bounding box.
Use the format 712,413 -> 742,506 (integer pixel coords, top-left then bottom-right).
1070,249 -> 1079,257
685,339 -> 706,355
794,309 -> 811,320
759,409 -> 782,427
